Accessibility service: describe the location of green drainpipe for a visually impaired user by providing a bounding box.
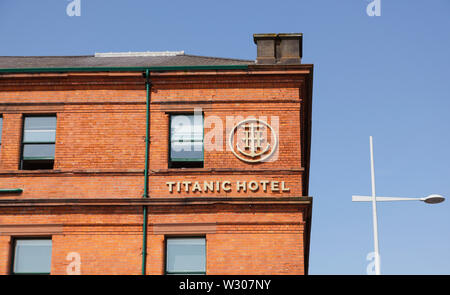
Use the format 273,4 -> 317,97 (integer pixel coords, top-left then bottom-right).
142,69 -> 150,275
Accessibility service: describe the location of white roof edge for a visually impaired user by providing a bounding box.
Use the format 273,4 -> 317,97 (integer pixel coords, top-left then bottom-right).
94,51 -> 185,57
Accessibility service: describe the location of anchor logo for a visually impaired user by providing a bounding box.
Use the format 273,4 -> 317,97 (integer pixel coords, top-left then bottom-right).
229,119 -> 278,163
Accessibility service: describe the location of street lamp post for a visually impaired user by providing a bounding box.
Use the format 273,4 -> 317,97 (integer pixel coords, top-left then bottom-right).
353,136 -> 445,275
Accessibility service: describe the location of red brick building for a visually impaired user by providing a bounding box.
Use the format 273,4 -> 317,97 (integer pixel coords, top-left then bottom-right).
0,33 -> 313,275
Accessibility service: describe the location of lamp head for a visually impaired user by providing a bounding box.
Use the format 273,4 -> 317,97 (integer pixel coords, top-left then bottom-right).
423,194 -> 445,204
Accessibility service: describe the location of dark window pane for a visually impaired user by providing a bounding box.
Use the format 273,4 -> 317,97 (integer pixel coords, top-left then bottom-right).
21,160 -> 54,170
169,161 -> 203,168
166,238 -> 206,274
23,144 -> 55,159
14,239 -> 52,274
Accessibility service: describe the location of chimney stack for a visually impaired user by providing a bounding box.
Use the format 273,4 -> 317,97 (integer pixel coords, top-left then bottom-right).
253,33 -> 303,65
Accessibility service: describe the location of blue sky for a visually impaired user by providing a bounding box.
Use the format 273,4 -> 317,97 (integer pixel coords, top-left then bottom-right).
1,0 -> 449,274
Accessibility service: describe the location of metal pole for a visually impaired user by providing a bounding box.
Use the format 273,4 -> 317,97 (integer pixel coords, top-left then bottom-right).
369,136 -> 381,275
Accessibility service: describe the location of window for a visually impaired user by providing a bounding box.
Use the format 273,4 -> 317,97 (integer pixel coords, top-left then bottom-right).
21,116 -> 56,170
11,238 -> 52,275
169,114 -> 203,168
165,237 -> 206,275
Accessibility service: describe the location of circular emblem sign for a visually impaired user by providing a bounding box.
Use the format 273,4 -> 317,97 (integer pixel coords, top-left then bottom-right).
228,119 -> 278,163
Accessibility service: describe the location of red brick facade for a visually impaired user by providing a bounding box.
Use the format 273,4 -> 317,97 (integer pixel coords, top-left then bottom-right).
0,65 -> 313,275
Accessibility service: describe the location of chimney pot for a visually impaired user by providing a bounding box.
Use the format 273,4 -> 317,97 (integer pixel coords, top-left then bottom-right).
253,33 -> 277,64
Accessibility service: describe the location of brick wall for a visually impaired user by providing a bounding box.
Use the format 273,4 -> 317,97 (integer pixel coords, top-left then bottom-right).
0,68 -> 312,275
